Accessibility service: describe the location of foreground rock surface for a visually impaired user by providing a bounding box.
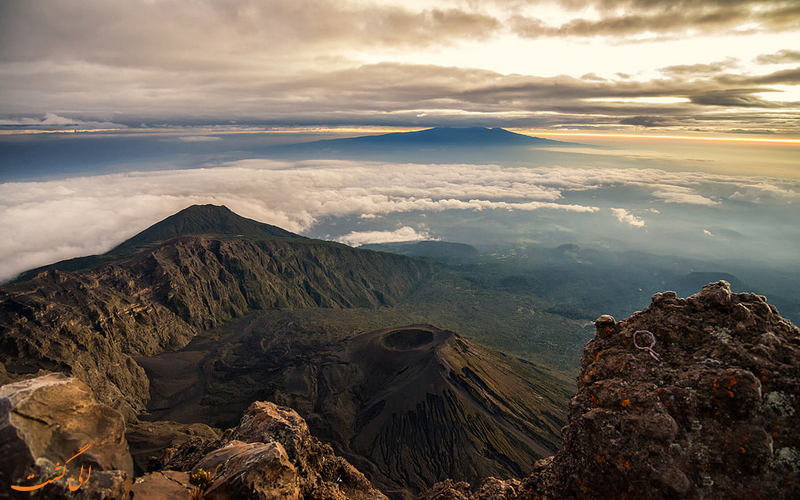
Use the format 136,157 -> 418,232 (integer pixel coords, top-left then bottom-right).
1,374 -> 387,499
136,400 -> 387,500
0,373 -> 133,498
420,281 -> 800,499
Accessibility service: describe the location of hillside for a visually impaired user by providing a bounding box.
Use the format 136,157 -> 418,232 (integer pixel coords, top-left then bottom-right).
4,281 -> 797,499
0,205 -> 435,418
156,321 -> 571,497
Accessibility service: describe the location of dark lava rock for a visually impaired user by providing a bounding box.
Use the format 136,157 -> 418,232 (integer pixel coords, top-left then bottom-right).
535,281 -> 800,499
0,373 -> 133,498
419,281 -> 800,499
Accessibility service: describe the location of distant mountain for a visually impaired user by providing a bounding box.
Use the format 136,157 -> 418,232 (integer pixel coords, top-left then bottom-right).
302,127 -> 575,148
263,127 -> 585,163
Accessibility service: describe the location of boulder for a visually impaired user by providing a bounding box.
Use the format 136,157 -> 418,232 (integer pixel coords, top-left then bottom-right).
417,282 -> 800,500
125,420 -> 221,475
130,470 -> 195,500
529,281 -> 800,499
0,373 -> 133,498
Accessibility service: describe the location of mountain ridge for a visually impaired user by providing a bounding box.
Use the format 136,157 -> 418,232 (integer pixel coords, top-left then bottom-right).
14,204 -> 301,282
0,206 -> 437,418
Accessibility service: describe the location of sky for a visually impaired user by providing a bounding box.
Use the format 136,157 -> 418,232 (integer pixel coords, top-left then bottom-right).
0,0 -> 798,285
0,0 -> 799,135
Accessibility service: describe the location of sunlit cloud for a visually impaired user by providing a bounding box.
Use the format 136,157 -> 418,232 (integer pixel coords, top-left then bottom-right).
649,185 -> 720,206
610,208 -> 646,228
2,156 -> 797,282
335,226 -> 433,246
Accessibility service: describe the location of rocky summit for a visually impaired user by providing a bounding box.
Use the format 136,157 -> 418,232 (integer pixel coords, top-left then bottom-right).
419,281 -> 800,499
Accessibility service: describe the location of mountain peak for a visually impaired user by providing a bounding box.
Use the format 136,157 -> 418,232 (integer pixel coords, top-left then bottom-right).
110,204 -> 302,254
264,126 -> 582,160
11,205 -> 303,282
338,126 -> 566,147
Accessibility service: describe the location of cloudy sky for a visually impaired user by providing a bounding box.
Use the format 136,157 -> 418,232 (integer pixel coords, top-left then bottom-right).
1,0 -> 799,135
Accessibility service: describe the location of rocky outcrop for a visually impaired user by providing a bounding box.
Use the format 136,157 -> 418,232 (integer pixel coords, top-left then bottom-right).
1,374 -> 388,500
0,373 -> 133,498
0,205 -> 435,419
420,281 -> 800,499
136,400 -> 388,500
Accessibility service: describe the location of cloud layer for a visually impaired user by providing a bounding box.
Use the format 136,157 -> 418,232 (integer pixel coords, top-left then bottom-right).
1,157 -> 797,282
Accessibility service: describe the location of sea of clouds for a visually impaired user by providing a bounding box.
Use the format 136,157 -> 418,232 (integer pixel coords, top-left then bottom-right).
1,158 -> 798,283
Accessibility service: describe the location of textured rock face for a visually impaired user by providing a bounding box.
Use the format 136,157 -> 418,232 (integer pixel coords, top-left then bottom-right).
130,470 -> 195,500
419,281 -> 800,499
540,281 -> 800,499
157,400 -> 388,500
1,374 -> 388,500
125,420 -> 221,475
0,373 -> 133,498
